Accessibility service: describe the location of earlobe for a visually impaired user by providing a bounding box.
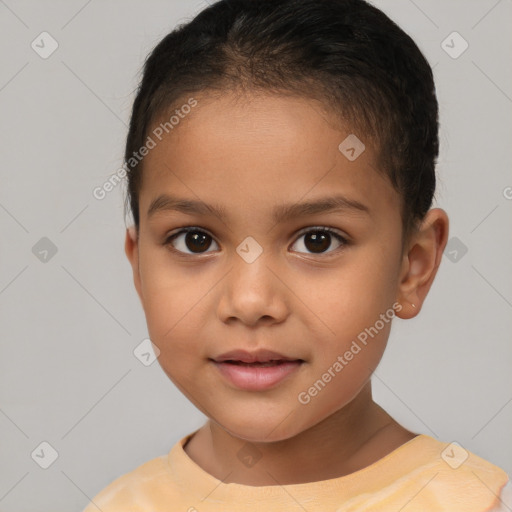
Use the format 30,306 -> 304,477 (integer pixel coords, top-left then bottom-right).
396,208 -> 449,319
124,226 -> 144,306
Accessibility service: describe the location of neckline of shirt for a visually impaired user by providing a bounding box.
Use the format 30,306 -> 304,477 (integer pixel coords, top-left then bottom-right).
165,429 -> 438,500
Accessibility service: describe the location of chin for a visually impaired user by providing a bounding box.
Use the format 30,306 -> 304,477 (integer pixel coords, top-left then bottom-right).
216,411 -> 308,444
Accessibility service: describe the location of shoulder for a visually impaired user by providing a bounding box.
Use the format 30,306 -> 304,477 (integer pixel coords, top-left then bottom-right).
81,454 -> 171,512
397,436 -> 510,511
491,478 -> 512,511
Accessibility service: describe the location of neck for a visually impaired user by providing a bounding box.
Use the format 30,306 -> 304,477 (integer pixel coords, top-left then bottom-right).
184,382 -> 415,486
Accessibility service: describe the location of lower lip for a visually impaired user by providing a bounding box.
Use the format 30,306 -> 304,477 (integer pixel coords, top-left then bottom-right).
212,360 -> 303,391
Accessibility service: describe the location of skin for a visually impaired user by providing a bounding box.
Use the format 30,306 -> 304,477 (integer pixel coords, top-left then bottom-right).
125,90 -> 449,486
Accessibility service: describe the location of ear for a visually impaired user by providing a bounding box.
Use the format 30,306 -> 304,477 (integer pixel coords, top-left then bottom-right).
395,208 -> 449,319
124,225 -> 144,306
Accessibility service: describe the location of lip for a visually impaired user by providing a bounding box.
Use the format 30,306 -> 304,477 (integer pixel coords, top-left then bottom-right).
212,348 -> 301,364
212,359 -> 304,391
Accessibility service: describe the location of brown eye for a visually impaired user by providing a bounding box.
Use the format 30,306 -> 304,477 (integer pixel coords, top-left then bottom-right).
304,231 -> 331,253
290,227 -> 348,255
166,228 -> 219,255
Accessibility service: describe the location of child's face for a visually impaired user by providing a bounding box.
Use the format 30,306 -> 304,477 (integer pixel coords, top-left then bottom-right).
126,91 -> 409,442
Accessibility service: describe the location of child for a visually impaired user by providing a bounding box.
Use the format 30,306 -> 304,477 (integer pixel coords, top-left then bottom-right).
83,0 -> 511,510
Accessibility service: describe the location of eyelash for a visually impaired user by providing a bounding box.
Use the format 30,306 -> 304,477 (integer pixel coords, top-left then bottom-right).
163,226 -> 349,258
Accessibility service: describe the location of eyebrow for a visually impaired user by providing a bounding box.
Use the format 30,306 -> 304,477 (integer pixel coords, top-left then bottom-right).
147,193 -> 370,222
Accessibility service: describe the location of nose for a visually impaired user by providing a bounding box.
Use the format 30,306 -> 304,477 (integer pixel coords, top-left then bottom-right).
216,250 -> 290,328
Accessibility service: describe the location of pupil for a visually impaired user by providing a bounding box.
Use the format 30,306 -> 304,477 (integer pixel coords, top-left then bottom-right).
186,232 -> 211,253
305,231 -> 331,253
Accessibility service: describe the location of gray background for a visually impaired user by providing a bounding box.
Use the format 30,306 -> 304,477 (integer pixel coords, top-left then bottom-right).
0,1 -> 511,511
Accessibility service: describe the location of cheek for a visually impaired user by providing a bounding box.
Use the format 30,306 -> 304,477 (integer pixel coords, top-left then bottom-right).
294,252 -> 397,375
297,259 -> 397,333
139,251 -> 199,328
139,265 -> 205,364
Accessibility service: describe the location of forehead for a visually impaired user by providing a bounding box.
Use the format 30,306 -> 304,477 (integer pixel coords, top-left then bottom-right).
139,91 -> 399,225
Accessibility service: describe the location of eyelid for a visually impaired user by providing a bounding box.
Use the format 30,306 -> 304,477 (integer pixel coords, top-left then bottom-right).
294,225 -> 348,240
166,226 -> 211,237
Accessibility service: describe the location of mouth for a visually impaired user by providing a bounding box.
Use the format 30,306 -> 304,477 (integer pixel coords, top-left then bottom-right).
210,356 -> 304,391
